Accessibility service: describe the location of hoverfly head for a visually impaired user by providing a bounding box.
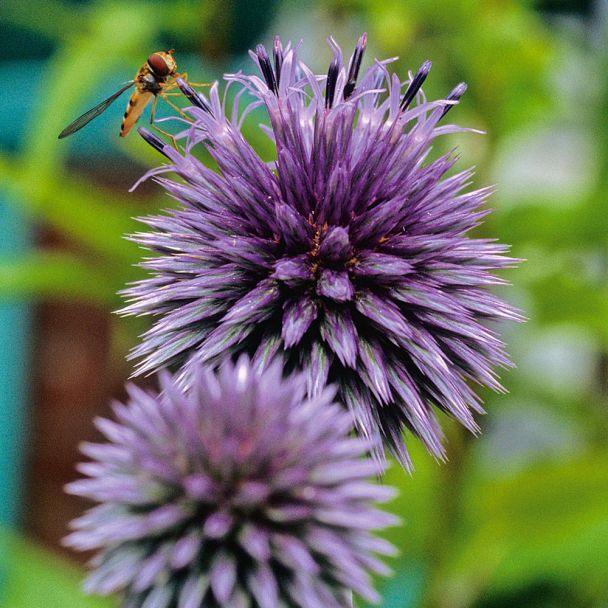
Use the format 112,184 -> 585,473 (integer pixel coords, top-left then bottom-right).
147,51 -> 177,77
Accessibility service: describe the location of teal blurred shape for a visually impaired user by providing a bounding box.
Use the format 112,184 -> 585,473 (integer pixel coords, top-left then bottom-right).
0,62 -> 41,152
378,562 -> 426,608
0,198 -> 31,528
0,60 -> 132,157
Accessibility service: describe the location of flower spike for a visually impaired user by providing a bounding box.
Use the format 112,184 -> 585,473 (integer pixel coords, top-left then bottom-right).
273,35 -> 284,88
325,55 -> 340,109
137,127 -> 171,157
255,43 -> 278,94
343,32 -> 367,100
400,59 -> 432,111
176,77 -> 212,113
440,81 -> 468,118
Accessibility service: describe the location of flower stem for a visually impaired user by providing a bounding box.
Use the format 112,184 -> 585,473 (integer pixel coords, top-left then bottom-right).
420,424 -> 470,608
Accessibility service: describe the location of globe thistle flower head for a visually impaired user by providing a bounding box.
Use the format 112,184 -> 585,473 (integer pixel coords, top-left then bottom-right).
123,34 -> 522,469
65,358 -> 398,607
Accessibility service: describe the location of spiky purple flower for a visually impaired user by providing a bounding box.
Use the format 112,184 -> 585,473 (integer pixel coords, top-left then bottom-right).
122,35 -> 521,468
65,358 -> 397,607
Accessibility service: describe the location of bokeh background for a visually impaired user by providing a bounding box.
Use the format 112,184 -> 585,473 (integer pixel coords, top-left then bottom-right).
0,0 -> 607,606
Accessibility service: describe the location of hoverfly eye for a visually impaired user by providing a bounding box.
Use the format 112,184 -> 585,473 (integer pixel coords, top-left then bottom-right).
147,53 -> 171,76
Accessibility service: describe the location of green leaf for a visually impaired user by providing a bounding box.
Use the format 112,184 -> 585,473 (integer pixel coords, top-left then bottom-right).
0,155 -> 143,263
0,0 -> 75,41
432,452 -> 608,606
0,530 -> 117,608
0,251 -> 118,304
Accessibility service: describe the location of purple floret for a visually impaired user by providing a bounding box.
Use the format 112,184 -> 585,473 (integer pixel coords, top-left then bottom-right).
122,34 -> 522,468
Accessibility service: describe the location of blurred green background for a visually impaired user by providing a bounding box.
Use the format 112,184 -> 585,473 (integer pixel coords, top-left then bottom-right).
0,0 -> 607,607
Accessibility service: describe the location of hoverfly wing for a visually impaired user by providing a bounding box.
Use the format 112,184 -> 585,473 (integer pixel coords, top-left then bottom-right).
58,81 -> 135,139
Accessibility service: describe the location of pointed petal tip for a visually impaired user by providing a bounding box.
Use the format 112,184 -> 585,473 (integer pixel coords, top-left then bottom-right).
420,59 -> 432,74
137,127 -> 171,158
451,82 -> 468,98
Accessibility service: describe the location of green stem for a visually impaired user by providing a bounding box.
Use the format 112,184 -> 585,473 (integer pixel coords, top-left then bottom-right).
419,424 -> 470,608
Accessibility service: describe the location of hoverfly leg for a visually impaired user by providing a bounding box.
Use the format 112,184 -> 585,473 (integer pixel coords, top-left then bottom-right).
178,72 -> 210,89
149,96 -> 179,150
149,95 -> 159,125
159,93 -> 194,122
150,123 -> 179,150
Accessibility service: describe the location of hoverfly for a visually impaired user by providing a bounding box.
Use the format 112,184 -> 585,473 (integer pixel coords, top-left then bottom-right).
58,50 -> 195,140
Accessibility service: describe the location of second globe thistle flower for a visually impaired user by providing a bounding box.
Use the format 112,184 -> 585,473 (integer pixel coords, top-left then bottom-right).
123,35 -> 521,468
65,358 -> 396,607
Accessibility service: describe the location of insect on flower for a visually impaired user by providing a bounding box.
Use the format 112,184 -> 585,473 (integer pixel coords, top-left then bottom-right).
58,50 -> 204,140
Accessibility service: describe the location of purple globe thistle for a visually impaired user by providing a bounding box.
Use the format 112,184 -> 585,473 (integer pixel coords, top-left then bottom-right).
65,358 -> 397,607
122,35 -> 521,468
